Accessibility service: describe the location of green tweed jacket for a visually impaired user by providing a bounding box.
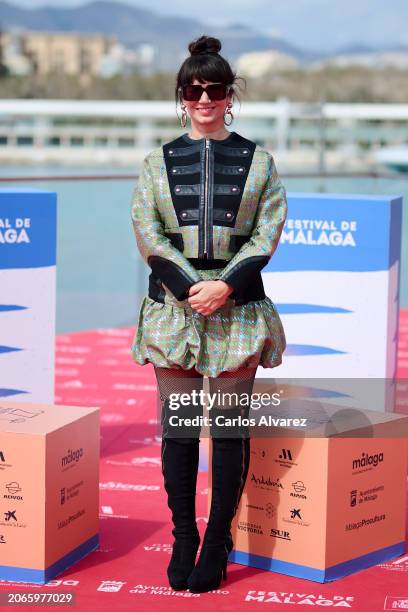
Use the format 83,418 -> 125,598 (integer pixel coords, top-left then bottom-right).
131,130 -> 287,306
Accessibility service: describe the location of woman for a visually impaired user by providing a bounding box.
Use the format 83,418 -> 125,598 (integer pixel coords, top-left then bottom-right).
130,35 -> 288,593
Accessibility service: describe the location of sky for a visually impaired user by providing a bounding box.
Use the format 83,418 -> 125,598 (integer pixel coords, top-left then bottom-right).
6,0 -> 408,52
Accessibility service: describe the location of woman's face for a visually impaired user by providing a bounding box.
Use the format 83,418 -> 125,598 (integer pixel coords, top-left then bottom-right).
181,78 -> 232,129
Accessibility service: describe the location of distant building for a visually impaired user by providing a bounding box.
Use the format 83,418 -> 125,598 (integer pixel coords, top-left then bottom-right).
236,50 -> 300,78
0,29 -> 116,78
0,28 -> 32,76
136,44 -> 156,72
98,42 -> 156,77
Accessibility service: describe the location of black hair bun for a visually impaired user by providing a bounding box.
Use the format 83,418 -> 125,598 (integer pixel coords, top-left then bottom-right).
188,35 -> 221,56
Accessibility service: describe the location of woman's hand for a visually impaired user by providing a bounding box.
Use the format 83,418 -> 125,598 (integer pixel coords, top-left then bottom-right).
187,280 -> 234,315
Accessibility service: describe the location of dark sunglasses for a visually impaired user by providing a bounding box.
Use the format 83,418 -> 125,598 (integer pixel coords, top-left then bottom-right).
180,83 -> 230,102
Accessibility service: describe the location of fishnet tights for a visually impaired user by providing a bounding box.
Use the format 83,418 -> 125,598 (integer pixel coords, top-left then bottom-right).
154,365 -> 257,440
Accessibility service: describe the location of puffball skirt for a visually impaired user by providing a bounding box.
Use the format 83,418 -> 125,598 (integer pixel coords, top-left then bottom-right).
130,268 -> 286,378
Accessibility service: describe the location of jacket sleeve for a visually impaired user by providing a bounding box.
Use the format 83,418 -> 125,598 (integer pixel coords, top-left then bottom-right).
214,153 -> 287,295
131,154 -> 202,301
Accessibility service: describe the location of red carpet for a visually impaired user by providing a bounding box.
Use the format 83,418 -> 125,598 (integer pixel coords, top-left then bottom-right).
1,309 -> 408,610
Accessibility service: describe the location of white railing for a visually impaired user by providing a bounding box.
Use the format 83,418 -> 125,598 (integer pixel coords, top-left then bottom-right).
1,98 -> 408,169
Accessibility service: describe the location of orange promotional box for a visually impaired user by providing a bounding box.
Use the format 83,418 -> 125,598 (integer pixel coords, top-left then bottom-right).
0,400 -> 100,584
207,403 -> 408,582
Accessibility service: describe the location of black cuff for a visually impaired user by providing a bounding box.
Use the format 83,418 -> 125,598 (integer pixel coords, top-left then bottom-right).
220,255 -> 269,294
147,255 -> 198,301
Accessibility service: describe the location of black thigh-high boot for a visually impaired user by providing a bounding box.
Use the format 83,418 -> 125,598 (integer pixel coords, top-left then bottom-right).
187,368 -> 255,592
187,425 -> 251,593
156,366 -> 204,591
161,432 -> 201,590
224,435 -> 250,556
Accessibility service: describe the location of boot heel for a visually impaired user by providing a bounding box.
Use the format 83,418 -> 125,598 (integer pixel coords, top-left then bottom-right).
187,544 -> 229,593
226,532 -> 233,554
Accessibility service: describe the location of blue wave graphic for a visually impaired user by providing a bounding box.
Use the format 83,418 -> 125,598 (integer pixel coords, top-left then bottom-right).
272,305 -> 350,358
286,344 -> 347,356
0,388 -> 28,397
0,304 -> 28,312
0,346 -> 23,354
277,303 -> 352,314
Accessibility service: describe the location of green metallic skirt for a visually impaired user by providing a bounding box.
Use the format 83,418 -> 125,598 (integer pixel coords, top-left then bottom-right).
130,268 -> 286,378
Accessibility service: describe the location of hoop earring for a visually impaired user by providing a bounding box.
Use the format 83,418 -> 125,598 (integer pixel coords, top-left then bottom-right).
180,104 -> 188,128
224,104 -> 233,126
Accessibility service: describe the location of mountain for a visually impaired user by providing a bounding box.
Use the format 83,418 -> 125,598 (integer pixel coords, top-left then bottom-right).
0,0 -> 312,71
0,0 -> 406,71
